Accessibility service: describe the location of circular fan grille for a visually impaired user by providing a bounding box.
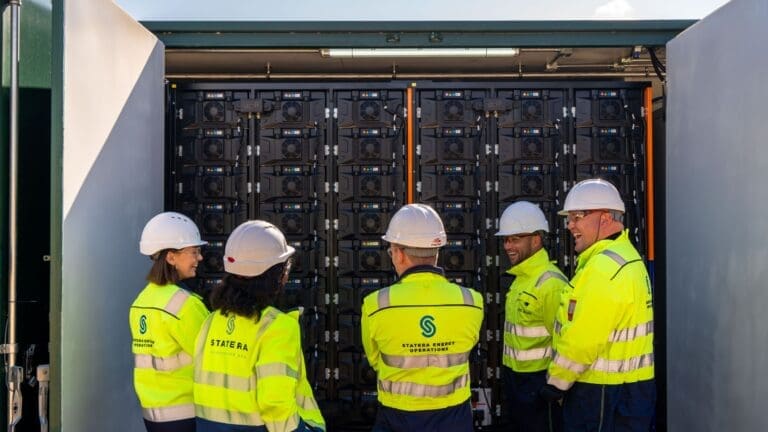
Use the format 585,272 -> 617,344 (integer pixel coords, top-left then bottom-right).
281,176 -> 303,196
360,139 -> 381,159
445,251 -> 465,270
522,137 -> 544,158
203,178 -> 223,197
203,139 -> 224,160
282,101 -> 303,122
522,100 -> 543,122
360,214 -> 382,233
443,100 -> 464,121
445,176 -> 465,195
361,176 -> 382,196
202,214 -> 224,234
203,101 -> 225,122
360,101 -> 381,121
445,213 -> 465,233
599,137 -> 623,159
281,214 -> 303,234
522,175 -> 544,195
599,100 -> 622,121
443,139 -> 464,159
203,250 -> 224,272
361,251 -> 381,270
281,139 -> 301,159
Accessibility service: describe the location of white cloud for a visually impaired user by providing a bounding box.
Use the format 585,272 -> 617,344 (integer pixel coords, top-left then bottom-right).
594,0 -> 636,18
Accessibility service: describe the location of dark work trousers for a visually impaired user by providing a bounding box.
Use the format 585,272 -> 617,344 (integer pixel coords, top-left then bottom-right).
562,379 -> 656,432
144,418 -> 195,432
503,367 -> 563,432
196,417 -> 318,432
372,399 -> 473,432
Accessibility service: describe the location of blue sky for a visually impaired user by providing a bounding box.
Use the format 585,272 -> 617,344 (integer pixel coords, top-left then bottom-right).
116,0 -> 730,20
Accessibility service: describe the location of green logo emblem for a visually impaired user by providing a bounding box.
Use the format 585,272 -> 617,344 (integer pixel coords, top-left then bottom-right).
139,315 -> 147,334
226,316 -> 236,335
420,315 -> 436,338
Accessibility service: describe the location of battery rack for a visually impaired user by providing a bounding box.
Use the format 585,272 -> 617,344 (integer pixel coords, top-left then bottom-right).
168,81 -> 649,431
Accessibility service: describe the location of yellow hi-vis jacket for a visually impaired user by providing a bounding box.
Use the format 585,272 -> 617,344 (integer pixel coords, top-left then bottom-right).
130,283 -> 210,422
504,248 -> 569,372
193,306 -> 326,432
547,230 -> 654,391
361,267 -> 484,411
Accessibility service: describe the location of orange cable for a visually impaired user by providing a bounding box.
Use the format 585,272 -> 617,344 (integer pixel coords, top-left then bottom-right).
644,87 -> 656,261
406,86 -> 415,203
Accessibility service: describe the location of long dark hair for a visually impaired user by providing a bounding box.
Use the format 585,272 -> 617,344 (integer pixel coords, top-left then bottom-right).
209,262 -> 287,319
146,250 -> 180,286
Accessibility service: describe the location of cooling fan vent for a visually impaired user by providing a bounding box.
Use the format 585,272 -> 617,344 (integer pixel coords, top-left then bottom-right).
599,100 -> 623,121
522,174 -> 544,195
443,100 -> 464,121
281,214 -> 303,235
203,101 -> 225,122
281,176 -> 303,196
203,139 -> 224,159
443,139 -> 464,159
360,139 -> 381,159
281,139 -> 302,159
445,213 -> 465,233
522,100 -> 543,122
203,178 -> 224,197
445,251 -> 465,270
360,213 -> 382,234
522,137 -> 544,158
361,176 -> 382,196
599,137 -> 623,160
203,214 -> 224,234
360,101 -> 381,121
360,251 -> 382,271
445,176 -> 465,195
282,101 -> 303,122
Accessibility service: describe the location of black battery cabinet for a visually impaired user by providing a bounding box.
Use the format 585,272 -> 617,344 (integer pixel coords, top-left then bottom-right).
167,81 -> 648,430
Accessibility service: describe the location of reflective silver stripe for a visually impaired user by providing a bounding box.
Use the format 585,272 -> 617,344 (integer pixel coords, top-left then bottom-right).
195,370 -> 256,392
379,373 -> 469,397
535,271 -> 569,288
554,320 -> 563,335
196,405 -> 265,426
165,289 -> 190,315
254,309 -> 280,340
378,288 -> 391,309
304,419 -> 325,431
547,375 -> 573,391
503,345 -> 552,361
297,393 -> 321,412
194,315 -> 215,359
552,352 -> 589,374
460,287 -> 475,306
601,250 -> 627,266
135,351 -> 192,371
381,352 -> 469,369
592,353 -> 654,373
609,321 -> 654,343
255,362 -> 299,380
504,321 -> 550,338
143,404 -> 195,422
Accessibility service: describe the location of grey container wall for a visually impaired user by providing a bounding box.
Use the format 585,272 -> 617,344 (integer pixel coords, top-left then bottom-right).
666,0 -> 768,430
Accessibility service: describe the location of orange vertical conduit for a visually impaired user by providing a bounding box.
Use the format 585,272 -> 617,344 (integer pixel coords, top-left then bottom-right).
406,85 -> 415,203
644,87 -> 655,262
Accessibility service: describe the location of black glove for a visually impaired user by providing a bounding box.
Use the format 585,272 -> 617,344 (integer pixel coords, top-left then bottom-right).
538,384 -> 565,403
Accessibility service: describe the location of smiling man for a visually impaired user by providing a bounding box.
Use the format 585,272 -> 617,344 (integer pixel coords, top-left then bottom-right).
495,201 -> 568,432
541,178 -> 655,432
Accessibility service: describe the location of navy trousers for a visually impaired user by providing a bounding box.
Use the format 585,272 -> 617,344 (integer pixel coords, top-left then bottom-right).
562,380 -> 656,432
503,367 -> 563,432
144,418 -> 195,432
372,399 -> 473,432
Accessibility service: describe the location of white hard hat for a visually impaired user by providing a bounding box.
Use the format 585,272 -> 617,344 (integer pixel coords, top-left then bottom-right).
495,201 -> 549,236
382,204 -> 447,248
559,178 -> 625,215
224,220 -> 295,277
140,212 -> 207,256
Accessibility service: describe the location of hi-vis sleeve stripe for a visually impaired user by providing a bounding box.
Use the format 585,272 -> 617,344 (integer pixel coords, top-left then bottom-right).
381,352 -> 469,369
379,373 -> 469,398
195,370 -> 257,392
143,404 -> 195,422
135,352 -> 192,371
592,353 -> 654,373
164,289 -> 191,315
609,321 -> 654,343
504,321 -> 550,338
503,345 -> 552,361
535,271 -> 569,288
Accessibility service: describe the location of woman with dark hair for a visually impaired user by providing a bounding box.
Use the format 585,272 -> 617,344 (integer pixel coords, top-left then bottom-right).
130,212 -> 211,432
194,220 -> 325,432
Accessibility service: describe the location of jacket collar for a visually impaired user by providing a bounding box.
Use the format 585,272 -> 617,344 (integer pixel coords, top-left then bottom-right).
398,265 -> 446,281
575,229 -> 628,272
505,247 -> 551,277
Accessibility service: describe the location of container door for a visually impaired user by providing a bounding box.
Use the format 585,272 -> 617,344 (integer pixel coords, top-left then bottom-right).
57,1 -> 164,430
